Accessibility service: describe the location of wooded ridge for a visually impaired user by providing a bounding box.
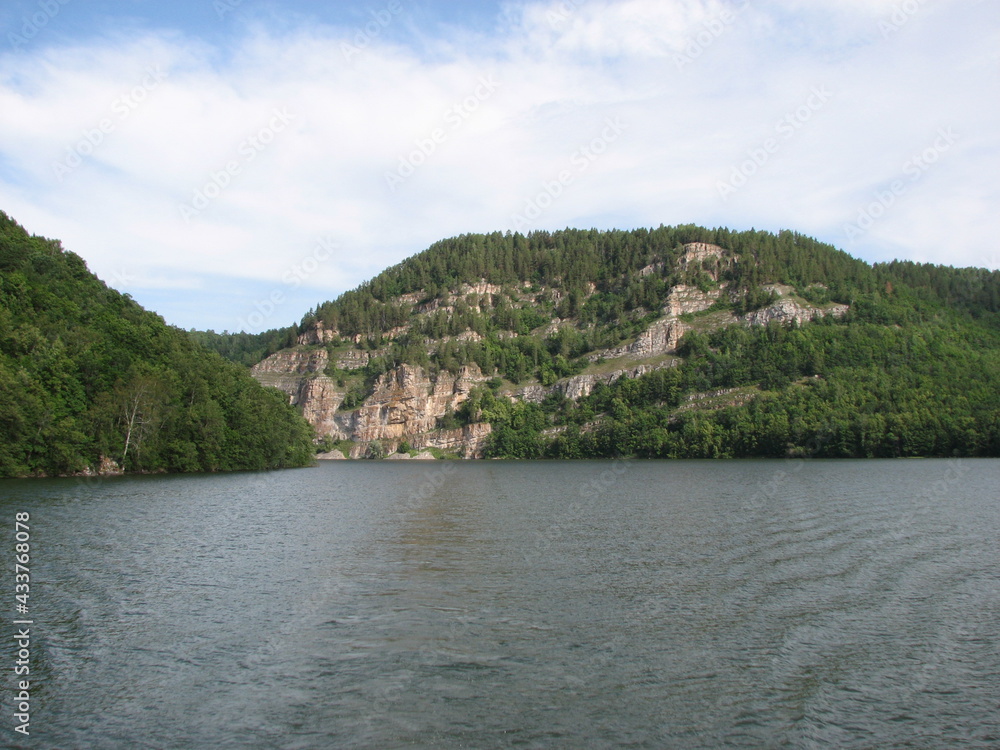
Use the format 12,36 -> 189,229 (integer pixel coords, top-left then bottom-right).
0,211 -> 314,478
197,226 -> 1000,459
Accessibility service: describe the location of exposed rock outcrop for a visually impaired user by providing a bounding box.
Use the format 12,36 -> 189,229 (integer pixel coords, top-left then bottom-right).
249,256 -> 851,459
682,242 -> 726,264
383,450 -> 438,460
253,348 -> 328,375
333,350 -> 372,370
251,350 -> 339,416
411,423 -> 493,458
252,345 -> 373,383
589,318 -> 688,362
339,364 -> 486,443
514,361 -> 680,404
639,262 -> 664,277
297,321 -> 338,345
253,360 -> 493,457
430,331 -> 484,350
459,281 -> 504,297
584,280 -> 726,364
77,455 -> 124,477
742,298 -> 848,327
665,284 -> 724,316
680,242 -> 728,280
298,376 -> 344,436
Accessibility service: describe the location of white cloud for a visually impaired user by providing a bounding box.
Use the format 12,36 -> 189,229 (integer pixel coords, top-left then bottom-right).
0,0 -> 996,331
510,0 -> 740,58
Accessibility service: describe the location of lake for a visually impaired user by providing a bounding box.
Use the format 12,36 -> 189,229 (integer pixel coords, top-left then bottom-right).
2,459 -> 998,748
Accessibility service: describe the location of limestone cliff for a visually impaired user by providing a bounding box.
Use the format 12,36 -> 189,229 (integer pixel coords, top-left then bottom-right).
585,282 -> 724,363
665,284 -> 725,316
594,318 -> 688,361
680,242 -> 729,280
253,348 -> 328,376
742,297 -> 849,327
513,361 -> 681,404
251,356 -> 492,458
296,320 -> 338,345
334,363 -> 486,444
251,350 -> 339,434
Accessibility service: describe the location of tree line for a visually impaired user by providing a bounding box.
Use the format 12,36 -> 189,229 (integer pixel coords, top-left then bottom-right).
0,212 -> 314,477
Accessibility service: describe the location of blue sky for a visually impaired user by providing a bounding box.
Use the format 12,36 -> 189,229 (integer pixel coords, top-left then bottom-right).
1,0 -> 998,333
1,1 -> 509,47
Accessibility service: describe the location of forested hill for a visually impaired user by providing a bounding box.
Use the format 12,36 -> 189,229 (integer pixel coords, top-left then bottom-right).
0,211 -> 315,478
207,226 -> 1000,459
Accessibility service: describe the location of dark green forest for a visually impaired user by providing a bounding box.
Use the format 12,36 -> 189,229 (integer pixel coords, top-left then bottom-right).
472,316 -> 1000,459
309,226 -> 876,338
190,326 -> 298,368
0,212 -> 315,477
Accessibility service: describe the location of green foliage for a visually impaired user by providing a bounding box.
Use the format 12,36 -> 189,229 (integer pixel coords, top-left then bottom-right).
482,394 -> 547,459
189,327 -> 298,367
732,286 -> 779,315
328,439 -> 355,458
499,315 -> 1000,459
338,379 -> 371,411
436,406 -> 462,430
366,440 -> 387,459
874,260 -> 1000,322
0,211 -> 315,477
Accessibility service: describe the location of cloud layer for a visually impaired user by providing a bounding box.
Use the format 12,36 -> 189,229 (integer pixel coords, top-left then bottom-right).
1,0 -> 997,331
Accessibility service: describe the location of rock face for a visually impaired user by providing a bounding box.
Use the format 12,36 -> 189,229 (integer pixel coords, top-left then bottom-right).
251,351 -> 339,427
297,321 -> 338,345
680,242 -> 728,280
332,350 -> 372,370
459,281 -> 504,297
743,299 -> 848,327
599,318 -> 688,360
410,423 -> 493,457
251,345 -> 376,375
639,262 -> 664,277
584,277 -> 728,364
665,284 -> 723,316
336,364 -> 492,458
514,361 -> 680,404
682,242 -> 725,263
340,364 -> 484,443
253,348 -> 328,375
588,284 -> 716,363
77,455 -> 124,476
252,358 -> 493,458
298,376 -> 344,437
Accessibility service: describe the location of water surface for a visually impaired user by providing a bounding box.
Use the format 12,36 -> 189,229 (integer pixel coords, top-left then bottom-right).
2,460 -> 998,748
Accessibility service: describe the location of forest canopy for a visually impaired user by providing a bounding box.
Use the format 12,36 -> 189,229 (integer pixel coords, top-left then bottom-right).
0,211 -> 315,477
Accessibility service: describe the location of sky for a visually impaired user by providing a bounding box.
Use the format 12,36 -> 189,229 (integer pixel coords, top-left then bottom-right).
1,0 -> 997,333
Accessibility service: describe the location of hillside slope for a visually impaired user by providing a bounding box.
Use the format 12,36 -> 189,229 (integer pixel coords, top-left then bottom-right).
243,226 -> 1000,459
0,212 -> 315,477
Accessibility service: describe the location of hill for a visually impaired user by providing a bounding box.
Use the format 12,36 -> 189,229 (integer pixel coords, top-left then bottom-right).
233,226 -> 1000,459
0,211 -> 315,477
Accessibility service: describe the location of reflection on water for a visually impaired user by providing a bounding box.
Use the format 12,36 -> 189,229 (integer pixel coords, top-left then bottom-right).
1,459 -> 998,748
